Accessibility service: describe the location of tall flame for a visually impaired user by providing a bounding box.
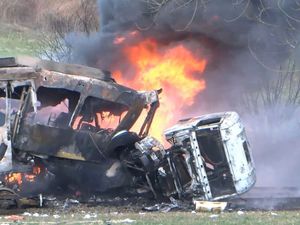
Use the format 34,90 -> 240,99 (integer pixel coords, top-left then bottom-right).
114,38 -> 207,141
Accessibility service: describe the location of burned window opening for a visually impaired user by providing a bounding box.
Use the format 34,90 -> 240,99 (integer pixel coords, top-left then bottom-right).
0,85 -> 31,131
36,87 -> 80,112
76,96 -> 129,132
32,87 -> 80,128
196,129 -> 225,165
197,117 -> 222,126
243,140 -> 251,164
196,129 -> 235,197
0,85 -> 30,108
9,86 -> 29,100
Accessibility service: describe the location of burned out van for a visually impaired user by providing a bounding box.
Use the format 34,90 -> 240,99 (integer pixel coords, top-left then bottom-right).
0,56 -> 255,204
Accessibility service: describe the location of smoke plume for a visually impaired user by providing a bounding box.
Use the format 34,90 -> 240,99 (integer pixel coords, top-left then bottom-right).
66,0 -> 300,188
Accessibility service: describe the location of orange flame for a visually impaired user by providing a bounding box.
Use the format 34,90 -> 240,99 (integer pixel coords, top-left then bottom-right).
5,173 -> 23,185
113,31 -> 138,45
5,166 -> 42,186
114,38 -> 207,141
72,111 -> 127,130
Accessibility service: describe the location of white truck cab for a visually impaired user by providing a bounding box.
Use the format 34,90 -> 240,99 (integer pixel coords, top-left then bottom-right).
164,112 -> 256,200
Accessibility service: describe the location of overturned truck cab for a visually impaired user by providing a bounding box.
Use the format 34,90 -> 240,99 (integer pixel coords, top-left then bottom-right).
0,56 -> 255,202
164,112 -> 256,200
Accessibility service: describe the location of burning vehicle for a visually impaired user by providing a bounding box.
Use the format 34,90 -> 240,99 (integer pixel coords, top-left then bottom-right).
0,56 -> 255,207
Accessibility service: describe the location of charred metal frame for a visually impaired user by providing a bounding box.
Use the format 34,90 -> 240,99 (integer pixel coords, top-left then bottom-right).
0,57 -> 256,203
0,57 -> 163,194
0,57 -> 160,162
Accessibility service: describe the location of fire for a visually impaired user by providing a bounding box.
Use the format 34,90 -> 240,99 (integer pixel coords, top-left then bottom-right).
114,38 -> 207,141
113,31 -> 138,45
114,36 -> 126,45
5,173 -> 22,186
5,166 -> 42,186
72,111 -> 127,130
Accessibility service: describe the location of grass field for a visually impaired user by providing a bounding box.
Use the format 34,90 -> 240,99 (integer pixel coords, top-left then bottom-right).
0,23 -> 40,57
0,210 -> 300,225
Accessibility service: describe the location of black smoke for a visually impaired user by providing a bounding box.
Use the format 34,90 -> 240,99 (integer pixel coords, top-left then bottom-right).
66,0 -> 300,188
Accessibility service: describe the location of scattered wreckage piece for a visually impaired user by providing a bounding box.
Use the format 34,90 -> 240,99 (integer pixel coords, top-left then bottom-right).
0,56 -> 256,209
194,200 -> 227,212
0,187 -> 42,209
0,187 -> 19,209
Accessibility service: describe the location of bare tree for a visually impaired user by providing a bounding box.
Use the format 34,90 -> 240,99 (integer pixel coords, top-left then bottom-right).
37,0 -> 99,62
0,0 -> 37,26
74,0 -> 99,35
241,60 -> 300,125
38,28 -> 73,62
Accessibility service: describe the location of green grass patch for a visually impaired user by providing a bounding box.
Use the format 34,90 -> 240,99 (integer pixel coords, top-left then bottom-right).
1,210 -> 300,225
0,23 -> 41,57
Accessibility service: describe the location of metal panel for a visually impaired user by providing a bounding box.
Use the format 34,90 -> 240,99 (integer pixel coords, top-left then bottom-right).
190,131 -> 212,200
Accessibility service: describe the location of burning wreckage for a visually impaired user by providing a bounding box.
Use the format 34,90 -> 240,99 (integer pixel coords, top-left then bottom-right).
0,56 -> 255,208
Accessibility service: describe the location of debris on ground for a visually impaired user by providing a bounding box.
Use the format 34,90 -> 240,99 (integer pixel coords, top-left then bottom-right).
271,212 -> 278,216
107,218 -> 136,224
53,214 -> 60,219
4,215 -> 24,221
83,213 -> 97,219
209,214 -> 219,219
237,210 -> 244,215
194,200 -> 227,212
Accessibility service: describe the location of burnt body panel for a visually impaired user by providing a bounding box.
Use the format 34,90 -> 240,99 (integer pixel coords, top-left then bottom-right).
0,57 -> 148,161
0,57 -> 152,194
43,158 -> 133,192
13,124 -> 112,162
